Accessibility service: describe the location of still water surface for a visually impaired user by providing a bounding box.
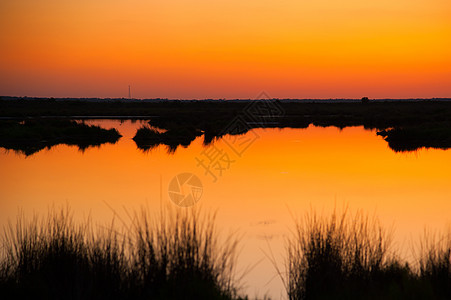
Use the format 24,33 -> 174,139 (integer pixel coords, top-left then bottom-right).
1,120 -> 451,298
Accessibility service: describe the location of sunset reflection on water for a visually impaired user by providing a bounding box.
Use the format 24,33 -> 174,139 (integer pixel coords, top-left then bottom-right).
1,120 -> 450,298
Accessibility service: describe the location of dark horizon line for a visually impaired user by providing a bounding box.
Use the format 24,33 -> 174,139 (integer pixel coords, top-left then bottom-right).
2,95 -> 451,102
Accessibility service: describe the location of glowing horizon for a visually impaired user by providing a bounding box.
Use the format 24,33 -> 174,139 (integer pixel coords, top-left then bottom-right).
1,0 -> 450,99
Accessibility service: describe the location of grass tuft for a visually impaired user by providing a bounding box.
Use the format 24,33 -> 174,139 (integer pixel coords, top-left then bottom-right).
0,206 -> 242,300
285,208 -> 421,300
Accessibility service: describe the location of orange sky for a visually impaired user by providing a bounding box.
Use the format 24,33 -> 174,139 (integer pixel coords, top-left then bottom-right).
1,0 -> 450,98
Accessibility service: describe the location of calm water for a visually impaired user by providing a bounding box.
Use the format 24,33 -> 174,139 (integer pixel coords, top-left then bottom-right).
1,119 -> 451,298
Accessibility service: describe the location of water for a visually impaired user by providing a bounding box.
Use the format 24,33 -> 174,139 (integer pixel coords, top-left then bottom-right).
1,119 -> 451,299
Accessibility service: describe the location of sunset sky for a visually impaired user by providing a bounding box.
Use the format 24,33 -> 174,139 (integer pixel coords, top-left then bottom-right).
1,0 -> 450,99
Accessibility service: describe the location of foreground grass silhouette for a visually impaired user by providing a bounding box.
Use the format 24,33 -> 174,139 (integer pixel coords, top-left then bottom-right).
0,208 -> 242,300
285,209 -> 451,300
1,207 -> 450,299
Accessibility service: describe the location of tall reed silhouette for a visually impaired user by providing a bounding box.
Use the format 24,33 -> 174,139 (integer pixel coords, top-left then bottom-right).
285,209 -> 413,300
1,206 -> 450,299
0,207 -> 242,300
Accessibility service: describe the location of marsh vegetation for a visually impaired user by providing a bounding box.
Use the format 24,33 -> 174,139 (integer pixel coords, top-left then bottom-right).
0,207 -> 241,300
1,207 -> 450,299
0,120 -> 121,156
1,100 -> 451,153
285,209 -> 451,300
133,126 -> 203,153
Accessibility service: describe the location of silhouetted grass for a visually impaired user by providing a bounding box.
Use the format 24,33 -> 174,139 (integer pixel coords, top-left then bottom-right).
2,206 -> 451,299
0,207 -> 242,300
286,209 -> 393,299
128,208 -> 240,299
0,208 -> 130,299
0,120 -> 122,156
285,209 -> 451,300
417,230 -> 451,299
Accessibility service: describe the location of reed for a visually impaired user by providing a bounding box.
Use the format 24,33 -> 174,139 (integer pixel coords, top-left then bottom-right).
285,208 -> 407,299
0,207 -> 242,300
417,229 -> 451,299
2,206 -> 451,299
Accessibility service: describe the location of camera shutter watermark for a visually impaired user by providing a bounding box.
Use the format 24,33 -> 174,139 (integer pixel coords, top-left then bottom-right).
168,173 -> 203,207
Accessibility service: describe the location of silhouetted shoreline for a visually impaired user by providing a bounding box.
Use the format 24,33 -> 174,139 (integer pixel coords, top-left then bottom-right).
1,99 -> 451,153
0,120 -> 121,156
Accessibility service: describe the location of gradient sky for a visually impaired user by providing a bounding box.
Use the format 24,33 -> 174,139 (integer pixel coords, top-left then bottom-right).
1,0 -> 450,98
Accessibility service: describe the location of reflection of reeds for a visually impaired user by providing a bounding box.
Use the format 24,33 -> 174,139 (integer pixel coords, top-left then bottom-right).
0,207 -> 241,299
133,126 -> 202,153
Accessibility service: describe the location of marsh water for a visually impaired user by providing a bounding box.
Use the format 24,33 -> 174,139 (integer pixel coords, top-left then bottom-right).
1,119 -> 451,298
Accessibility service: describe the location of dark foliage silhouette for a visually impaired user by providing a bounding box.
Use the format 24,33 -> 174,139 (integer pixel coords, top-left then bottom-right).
2,100 -> 451,153
0,120 -> 122,156
0,207 -> 242,300
285,209 -> 451,300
